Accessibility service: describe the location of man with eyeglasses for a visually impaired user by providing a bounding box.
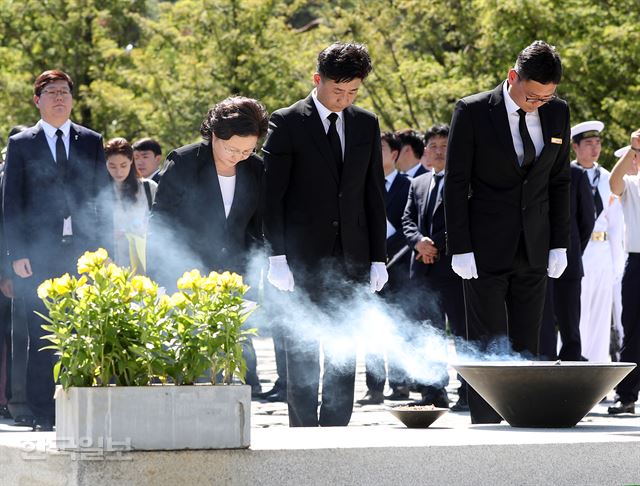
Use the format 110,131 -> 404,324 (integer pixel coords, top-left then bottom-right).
3,70 -> 113,431
445,41 -> 571,424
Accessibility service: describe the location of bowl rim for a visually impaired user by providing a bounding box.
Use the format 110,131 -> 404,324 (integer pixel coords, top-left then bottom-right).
451,361 -> 636,368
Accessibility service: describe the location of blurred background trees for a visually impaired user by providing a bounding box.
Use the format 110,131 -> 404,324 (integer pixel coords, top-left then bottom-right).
1,0 -> 638,166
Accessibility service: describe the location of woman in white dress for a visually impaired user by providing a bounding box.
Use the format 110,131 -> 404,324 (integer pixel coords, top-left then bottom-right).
105,137 -> 157,273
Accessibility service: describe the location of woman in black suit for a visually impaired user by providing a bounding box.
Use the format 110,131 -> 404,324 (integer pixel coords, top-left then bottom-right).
148,97 -> 269,393
148,96 -> 268,287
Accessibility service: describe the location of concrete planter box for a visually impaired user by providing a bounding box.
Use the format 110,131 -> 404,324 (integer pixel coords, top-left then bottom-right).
55,384 -> 250,450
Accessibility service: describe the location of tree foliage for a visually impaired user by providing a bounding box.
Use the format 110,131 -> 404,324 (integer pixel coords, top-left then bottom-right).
1,0 -> 638,167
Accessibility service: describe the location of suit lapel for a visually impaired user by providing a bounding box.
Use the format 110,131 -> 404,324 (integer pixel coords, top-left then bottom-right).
342,106 -> 357,185
196,142 -> 228,227
32,125 -> 56,167
385,174 -> 403,210
488,83 -> 524,175
302,95 -> 340,184
226,158 -> 250,224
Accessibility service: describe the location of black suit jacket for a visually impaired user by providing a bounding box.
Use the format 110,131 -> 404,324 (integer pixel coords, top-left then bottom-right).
403,172 -> 453,278
385,172 -> 411,258
561,163 -> 595,279
445,82 -> 571,272
3,122 -> 112,279
262,95 -> 386,280
148,141 -> 263,287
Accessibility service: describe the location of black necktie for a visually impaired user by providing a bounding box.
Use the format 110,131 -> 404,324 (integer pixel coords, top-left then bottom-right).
56,129 -> 71,218
56,129 -> 68,179
592,167 -> 604,217
327,112 -> 343,175
517,109 -> 535,168
425,174 -> 444,231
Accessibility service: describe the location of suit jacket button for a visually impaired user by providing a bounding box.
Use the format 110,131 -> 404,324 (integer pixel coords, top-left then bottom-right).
522,206 -> 526,211
338,192 -> 343,198
332,221 -> 339,227
523,179 -> 528,184
221,247 -> 227,254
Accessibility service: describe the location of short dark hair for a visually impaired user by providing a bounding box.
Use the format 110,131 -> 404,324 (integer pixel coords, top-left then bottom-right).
316,42 -> 373,83
200,96 -> 269,141
424,124 -> 450,144
34,70 -> 74,97
396,129 -> 424,158
105,137 -> 138,202
381,131 -> 401,153
515,41 -> 563,85
132,138 -> 162,156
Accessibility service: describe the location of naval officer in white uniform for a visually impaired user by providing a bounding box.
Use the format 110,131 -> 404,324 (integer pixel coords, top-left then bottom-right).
572,121 -> 625,362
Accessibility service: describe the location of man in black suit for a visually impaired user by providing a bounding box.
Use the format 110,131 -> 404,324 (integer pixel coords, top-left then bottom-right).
403,124 -> 466,410
445,41 -> 571,423
133,138 -> 163,183
3,70 -> 113,430
396,129 -> 428,178
539,164 -> 595,360
263,42 -> 388,427
357,131 -> 411,405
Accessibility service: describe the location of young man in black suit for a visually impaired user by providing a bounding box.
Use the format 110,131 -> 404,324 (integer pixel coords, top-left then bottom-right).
402,124 -> 466,410
444,41 -> 571,423
3,70 -> 113,430
396,129 -> 428,178
539,164 -> 595,360
263,42 -> 388,427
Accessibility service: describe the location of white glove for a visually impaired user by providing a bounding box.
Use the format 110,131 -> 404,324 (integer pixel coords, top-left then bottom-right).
547,248 -> 568,278
370,262 -> 389,293
451,252 -> 478,279
267,255 -> 295,291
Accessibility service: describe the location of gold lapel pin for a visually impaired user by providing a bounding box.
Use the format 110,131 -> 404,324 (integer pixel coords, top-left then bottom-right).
551,137 -> 562,144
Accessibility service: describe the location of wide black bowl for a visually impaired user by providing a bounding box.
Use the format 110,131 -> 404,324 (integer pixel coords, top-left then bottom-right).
453,361 -> 635,428
389,406 -> 448,428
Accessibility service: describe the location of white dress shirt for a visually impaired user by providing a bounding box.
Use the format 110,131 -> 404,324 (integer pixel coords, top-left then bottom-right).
385,170 -> 398,238
39,119 -> 71,161
311,89 -> 345,156
38,119 -> 73,235
217,174 -> 236,218
503,81 -> 544,164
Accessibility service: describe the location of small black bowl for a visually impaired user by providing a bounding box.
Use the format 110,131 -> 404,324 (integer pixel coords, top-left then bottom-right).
389,406 -> 449,428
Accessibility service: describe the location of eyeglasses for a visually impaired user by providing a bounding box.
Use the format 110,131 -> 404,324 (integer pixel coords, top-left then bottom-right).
220,140 -> 255,158
41,88 -> 72,98
515,72 -> 557,104
524,93 -> 557,104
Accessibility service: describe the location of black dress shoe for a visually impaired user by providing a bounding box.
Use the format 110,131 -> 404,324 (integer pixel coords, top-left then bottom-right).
411,388 -> 449,408
608,400 -> 635,415
0,405 -> 11,419
385,387 -> 410,401
33,417 -> 55,432
264,390 -> 287,403
356,390 -> 384,405
250,384 -> 262,398
450,397 -> 469,412
257,384 -> 282,399
13,415 -> 36,427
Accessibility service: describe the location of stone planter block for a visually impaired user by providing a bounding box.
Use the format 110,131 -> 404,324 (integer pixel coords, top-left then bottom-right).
55,384 -> 250,450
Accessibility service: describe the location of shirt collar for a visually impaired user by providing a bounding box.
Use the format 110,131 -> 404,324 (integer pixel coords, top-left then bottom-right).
434,169 -> 445,177
405,163 -> 422,177
39,119 -> 71,139
311,89 -> 344,123
502,81 -> 521,115
385,169 -> 398,187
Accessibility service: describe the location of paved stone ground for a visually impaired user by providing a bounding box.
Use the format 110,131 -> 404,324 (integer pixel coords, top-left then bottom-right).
0,336 -> 636,432
249,336 -> 634,429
